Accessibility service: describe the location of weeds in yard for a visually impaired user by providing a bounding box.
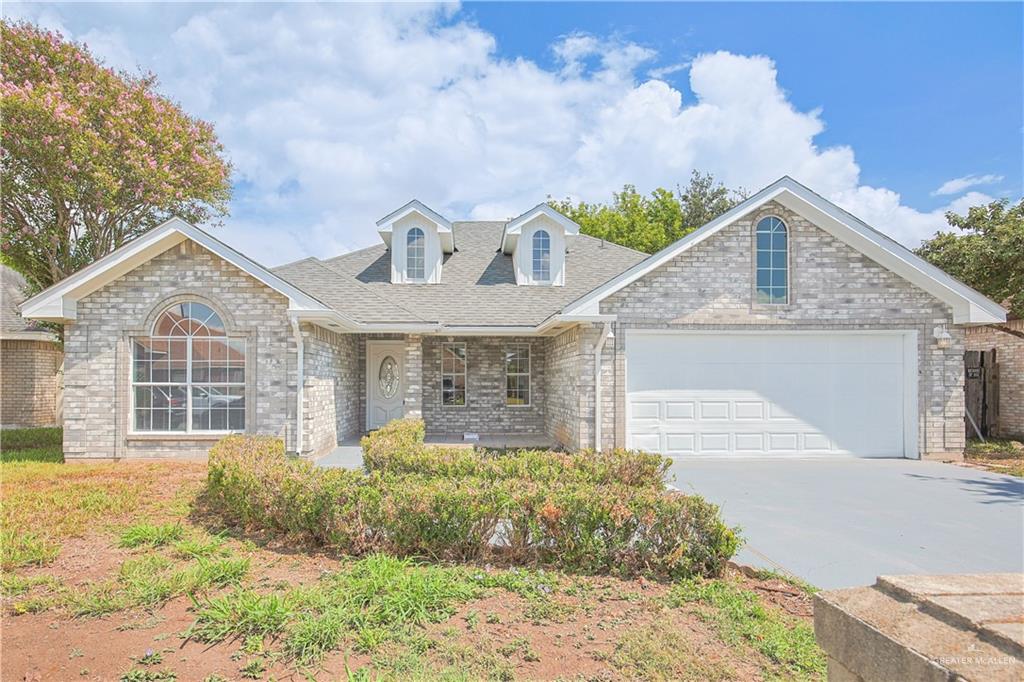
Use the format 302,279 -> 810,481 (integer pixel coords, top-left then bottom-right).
120,668 -> 177,682
119,523 -> 184,549
671,578 -> 826,679
607,617 -> 733,681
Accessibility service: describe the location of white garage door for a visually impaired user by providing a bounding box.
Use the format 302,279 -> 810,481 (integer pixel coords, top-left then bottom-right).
626,332 -> 915,458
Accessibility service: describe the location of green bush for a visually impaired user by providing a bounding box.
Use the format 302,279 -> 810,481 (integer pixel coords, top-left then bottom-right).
361,419 -> 669,488
206,432 -> 738,580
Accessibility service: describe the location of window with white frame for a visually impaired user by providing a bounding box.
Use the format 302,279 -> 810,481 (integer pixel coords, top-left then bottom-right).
441,342 -> 466,406
755,216 -> 788,304
407,227 -> 425,280
132,301 -> 246,432
505,344 -> 530,406
531,229 -> 551,282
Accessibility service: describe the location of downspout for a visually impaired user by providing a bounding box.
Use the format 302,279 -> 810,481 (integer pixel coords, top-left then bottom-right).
593,322 -> 612,451
290,316 -> 304,456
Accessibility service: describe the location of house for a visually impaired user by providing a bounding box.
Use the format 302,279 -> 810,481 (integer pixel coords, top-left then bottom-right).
1,265 -> 63,429
19,177 -> 1005,461
964,315 -> 1023,439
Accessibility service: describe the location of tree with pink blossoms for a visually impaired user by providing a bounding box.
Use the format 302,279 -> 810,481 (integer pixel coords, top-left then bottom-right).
1,21 -> 232,299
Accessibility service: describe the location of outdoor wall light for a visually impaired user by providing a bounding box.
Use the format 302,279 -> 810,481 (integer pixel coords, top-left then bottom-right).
933,325 -> 953,349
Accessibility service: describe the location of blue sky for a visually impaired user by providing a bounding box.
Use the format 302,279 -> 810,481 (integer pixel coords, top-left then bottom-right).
5,2 -> 1021,265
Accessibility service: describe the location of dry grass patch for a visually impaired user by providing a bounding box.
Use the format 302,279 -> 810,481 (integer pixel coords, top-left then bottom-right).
964,439 -> 1024,477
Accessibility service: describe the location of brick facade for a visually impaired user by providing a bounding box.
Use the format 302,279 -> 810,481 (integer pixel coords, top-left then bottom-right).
596,200 -> 966,459
421,336 -> 546,439
63,241 -> 297,459
1,339 -> 62,428
301,324 -> 361,456
965,319 -> 1024,439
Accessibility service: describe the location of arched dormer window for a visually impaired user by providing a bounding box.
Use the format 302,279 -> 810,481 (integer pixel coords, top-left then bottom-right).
132,301 -> 246,433
407,227 -> 425,280
532,229 -> 551,282
755,216 -> 788,304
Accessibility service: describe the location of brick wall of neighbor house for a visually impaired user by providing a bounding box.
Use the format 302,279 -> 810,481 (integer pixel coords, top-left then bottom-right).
598,200 -> 966,458
1,339 -> 62,428
421,336 -> 546,439
301,324 -> 361,456
965,319 -> 1024,439
63,241 -> 297,459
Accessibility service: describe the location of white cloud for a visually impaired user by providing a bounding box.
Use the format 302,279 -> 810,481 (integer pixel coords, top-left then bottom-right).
932,173 -> 1003,196
3,2 -> 989,265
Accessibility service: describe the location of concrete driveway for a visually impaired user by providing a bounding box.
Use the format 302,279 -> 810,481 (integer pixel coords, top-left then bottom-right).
669,458 -> 1024,590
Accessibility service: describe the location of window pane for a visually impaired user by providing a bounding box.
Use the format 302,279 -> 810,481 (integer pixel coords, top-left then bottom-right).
135,410 -> 151,431
756,288 -> 772,304
771,289 -> 788,305
772,251 -> 786,268
756,251 -> 771,268
756,232 -> 771,250
169,409 -> 187,431
756,269 -> 771,288
135,387 -> 153,409
772,232 -> 787,250
407,228 -> 425,279
771,270 -> 787,288
532,230 -> 551,281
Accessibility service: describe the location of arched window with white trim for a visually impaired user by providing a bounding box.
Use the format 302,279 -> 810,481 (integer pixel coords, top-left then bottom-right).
132,301 -> 246,432
755,216 -> 788,304
532,229 -> 551,282
407,227 -> 425,280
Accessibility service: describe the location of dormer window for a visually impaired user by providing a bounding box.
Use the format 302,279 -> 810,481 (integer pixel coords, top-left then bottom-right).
500,204 -> 580,286
532,230 -> 551,281
376,200 -> 454,284
407,227 -> 426,281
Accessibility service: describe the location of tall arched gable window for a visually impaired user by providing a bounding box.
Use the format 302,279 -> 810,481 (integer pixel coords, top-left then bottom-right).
406,227 -> 425,280
132,301 -> 246,432
532,229 -> 551,282
755,216 -> 788,304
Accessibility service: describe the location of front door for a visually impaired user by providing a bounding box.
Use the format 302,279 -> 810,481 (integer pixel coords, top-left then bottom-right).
366,342 -> 405,430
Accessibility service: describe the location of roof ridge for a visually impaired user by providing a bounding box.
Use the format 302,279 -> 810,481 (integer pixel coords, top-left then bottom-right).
572,232 -> 649,257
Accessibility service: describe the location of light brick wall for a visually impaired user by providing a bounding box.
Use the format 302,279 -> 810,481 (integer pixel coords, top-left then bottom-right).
421,336 -> 546,439
302,324 -> 361,456
543,327 -> 584,449
1,339 -> 62,428
63,241 -> 297,459
597,200 -> 966,458
965,319 -> 1024,439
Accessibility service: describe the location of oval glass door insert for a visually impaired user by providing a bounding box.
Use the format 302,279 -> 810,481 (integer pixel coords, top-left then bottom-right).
379,356 -> 399,398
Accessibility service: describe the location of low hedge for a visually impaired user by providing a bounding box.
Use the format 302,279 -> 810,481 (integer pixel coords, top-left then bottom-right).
207,434 -> 739,580
361,419 -> 670,488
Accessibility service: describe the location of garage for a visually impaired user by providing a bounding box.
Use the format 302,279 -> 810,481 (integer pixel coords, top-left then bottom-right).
625,331 -> 917,458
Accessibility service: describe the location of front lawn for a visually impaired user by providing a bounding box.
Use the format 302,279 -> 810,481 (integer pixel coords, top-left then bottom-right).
965,438 -> 1024,477
1,426 -> 826,680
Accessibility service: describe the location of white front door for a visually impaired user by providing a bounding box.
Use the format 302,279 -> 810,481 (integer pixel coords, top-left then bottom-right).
625,331 -> 917,458
366,342 -> 405,430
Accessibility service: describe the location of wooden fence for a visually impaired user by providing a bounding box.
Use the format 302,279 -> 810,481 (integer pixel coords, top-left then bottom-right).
964,349 -> 999,439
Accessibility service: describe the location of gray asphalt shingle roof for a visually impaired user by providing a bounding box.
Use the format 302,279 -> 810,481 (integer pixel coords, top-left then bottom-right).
272,221 -> 645,327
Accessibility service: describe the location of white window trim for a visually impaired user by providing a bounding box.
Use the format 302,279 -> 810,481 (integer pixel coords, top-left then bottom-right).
754,214 -> 790,306
505,343 -> 531,407
129,332 -> 247,436
532,229 -> 551,282
440,342 -> 467,408
406,226 -> 427,282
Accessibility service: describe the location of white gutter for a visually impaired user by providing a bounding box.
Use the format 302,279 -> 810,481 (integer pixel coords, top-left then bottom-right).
593,322 -> 613,451
290,315 -> 304,456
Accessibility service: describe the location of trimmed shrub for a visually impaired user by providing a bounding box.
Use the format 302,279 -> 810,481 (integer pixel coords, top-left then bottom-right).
361,419 -> 669,488
206,434 -> 738,580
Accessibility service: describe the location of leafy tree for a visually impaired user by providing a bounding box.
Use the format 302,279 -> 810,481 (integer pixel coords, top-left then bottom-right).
916,198 -> 1024,318
0,21 -> 232,297
550,171 -> 747,253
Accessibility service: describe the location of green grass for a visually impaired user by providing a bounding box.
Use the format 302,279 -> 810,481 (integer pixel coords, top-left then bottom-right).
0,427 -> 63,463
670,578 -> 826,679
187,554 -> 484,665
119,523 -> 185,549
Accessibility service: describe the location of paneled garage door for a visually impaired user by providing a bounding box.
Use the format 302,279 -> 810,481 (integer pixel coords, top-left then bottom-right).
625,331 -> 915,458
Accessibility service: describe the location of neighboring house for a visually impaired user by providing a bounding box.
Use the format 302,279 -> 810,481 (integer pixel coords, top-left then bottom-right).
965,316 -> 1023,439
1,265 -> 63,428
19,177 -> 1005,461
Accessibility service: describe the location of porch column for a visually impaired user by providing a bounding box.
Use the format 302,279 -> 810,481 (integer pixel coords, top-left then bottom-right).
403,334 -> 423,418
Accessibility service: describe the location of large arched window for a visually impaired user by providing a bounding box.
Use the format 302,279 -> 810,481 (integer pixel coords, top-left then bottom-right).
755,216 -> 788,304
406,227 -> 425,280
532,229 -> 551,282
132,301 -> 246,432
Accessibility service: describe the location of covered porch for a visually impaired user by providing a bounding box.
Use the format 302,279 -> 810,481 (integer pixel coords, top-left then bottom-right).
298,327 -> 596,459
